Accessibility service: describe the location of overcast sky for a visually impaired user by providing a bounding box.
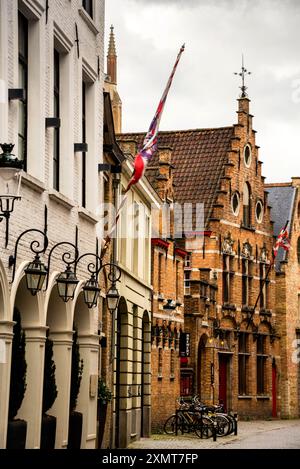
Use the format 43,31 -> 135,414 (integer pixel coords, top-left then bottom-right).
105,0 -> 300,182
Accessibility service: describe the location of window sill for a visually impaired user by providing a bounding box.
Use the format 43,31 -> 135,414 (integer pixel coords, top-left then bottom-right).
241,306 -> 255,314
238,395 -> 252,399
78,207 -> 99,224
240,223 -> 256,232
78,8 -> 99,34
256,395 -> 270,400
22,172 -> 45,193
222,303 -> 236,311
48,189 -> 74,210
259,309 -> 272,317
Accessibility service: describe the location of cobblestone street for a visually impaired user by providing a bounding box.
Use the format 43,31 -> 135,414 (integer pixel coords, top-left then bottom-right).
128,420 -> 300,449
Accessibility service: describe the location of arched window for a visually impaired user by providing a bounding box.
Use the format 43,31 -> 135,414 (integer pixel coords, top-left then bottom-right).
243,182 -> 251,227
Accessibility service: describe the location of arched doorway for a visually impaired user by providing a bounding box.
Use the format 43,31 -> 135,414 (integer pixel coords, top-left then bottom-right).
73,290 -> 99,448
12,275 -> 42,448
141,310 -> 151,437
197,334 -> 210,403
45,282 -> 71,448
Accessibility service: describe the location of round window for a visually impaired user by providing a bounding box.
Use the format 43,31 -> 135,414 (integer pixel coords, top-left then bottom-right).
231,192 -> 240,216
255,200 -> 263,223
244,144 -> 252,167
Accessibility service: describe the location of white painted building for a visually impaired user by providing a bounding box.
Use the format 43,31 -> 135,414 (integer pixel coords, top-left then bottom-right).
0,0 -> 105,449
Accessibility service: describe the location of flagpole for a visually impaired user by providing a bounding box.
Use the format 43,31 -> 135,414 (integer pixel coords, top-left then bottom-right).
246,219 -> 289,330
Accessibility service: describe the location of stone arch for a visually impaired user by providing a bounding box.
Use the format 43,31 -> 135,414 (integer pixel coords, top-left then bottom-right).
141,310 -> 151,437
45,280 -> 72,449
197,333 -> 211,402
11,271 -> 43,448
73,289 -> 99,448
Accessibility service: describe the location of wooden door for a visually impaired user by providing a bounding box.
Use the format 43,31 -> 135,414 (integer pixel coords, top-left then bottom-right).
219,355 -> 228,411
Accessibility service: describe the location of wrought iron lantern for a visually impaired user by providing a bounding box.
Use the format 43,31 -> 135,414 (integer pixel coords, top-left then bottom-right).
56,266 -> 79,302
0,143 -> 23,247
24,254 -> 48,295
83,274 -> 101,308
106,282 -> 120,312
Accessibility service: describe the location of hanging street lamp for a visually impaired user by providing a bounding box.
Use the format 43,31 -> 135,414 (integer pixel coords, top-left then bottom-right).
24,254 -> 48,295
0,143 -> 24,247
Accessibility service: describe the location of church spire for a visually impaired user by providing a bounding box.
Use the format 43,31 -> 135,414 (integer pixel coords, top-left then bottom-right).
107,25 -> 117,84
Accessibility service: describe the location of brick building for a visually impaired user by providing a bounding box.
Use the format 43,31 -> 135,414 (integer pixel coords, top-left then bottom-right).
148,147 -> 185,431
124,87 -> 280,418
266,178 -> 300,418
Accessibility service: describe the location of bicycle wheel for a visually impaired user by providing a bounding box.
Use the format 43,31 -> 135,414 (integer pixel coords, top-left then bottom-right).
164,414 -> 183,435
194,416 -> 214,439
214,415 -> 231,437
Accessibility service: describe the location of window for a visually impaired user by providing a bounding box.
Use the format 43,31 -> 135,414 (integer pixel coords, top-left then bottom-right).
175,260 -> 180,299
170,349 -> 175,379
18,12 -> 28,166
255,200 -> 263,223
231,192 -> 240,216
185,253 -> 191,268
82,0 -> 93,18
222,255 -> 233,303
200,282 -> 208,299
210,286 -> 216,303
243,182 -> 251,227
242,259 -> 252,306
259,263 -> 268,310
158,348 -> 163,378
244,144 -> 252,167
158,253 -> 163,294
133,202 -> 139,275
144,215 -> 150,282
238,333 -> 249,395
53,49 -> 60,190
82,81 -> 87,207
184,270 -> 191,295
257,335 -> 267,394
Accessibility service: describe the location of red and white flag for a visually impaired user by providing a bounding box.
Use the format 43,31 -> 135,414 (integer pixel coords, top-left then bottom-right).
273,225 -> 291,257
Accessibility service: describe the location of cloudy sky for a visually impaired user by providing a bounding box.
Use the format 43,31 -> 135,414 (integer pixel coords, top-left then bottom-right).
105,0 -> 300,182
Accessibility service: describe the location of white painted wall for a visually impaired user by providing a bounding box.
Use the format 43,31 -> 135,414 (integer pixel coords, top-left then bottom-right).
0,0 -> 105,449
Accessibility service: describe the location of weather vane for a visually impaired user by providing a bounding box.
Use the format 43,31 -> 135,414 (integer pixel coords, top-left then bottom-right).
234,55 -> 251,98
